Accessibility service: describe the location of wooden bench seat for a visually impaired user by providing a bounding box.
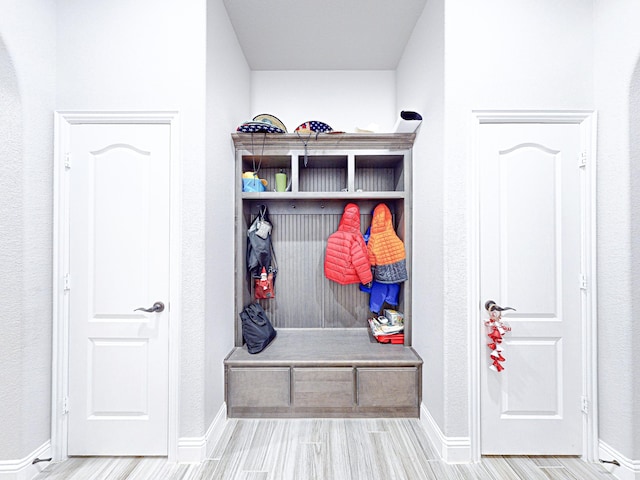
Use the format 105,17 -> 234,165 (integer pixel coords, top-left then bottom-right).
224,329 -> 422,418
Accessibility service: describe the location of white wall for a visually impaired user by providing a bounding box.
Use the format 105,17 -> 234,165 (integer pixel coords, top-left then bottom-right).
399,0 -> 594,441
0,0 -> 56,462
251,70 -> 396,133
593,0 -> 640,462
205,0 -> 251,427
442,0 -> 593,439
632,62 -> 640,465
397,0 -> 446,434
57,0 -> 209,439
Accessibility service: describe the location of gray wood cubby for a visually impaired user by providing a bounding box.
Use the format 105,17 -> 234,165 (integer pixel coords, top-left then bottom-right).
225,133 -> 422,418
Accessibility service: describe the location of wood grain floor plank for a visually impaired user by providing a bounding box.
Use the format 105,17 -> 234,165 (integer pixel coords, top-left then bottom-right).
210,419 -> 260,480
210,418 -> 238,460
385,418 -> 439,478
324,418 -> 359,480
239,419 -> 278,472
539,466 -> 582,480
422,459 -> 463,480
368,430 -> 404,480
99,458 -> 141,480
293,442 -> 325,480
503,456 -> 553,480
34,419 -> 613,480
126,457 -> 167,480
403,418 -> 442,460
528,456 -> 564,467
260,419 -> 302,480
452,462 -> 499,480
193,460 -> 219,479
482,456 -> 527,479
343,419 -> 380,480
381,426 -> 432,480
554,457 -> 613,480
237,472 -> 269,480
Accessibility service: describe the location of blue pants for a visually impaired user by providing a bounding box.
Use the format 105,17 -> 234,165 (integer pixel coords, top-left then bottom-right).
360,281 -> 400,314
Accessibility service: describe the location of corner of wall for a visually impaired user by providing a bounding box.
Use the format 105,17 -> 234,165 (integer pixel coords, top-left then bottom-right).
0,2 -> 56,464
594,0 -> 640,465
420,403 -> 471,464
177,403 -> 227,463
204,0 -> 250,433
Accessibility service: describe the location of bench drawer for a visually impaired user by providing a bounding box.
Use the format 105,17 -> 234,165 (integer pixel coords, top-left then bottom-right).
292,367 -> 354,408
357,367 -> 418,408
227,367 -> 290,408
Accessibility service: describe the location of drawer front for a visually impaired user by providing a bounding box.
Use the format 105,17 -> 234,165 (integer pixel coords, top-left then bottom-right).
292,367 -> 354,408
228,367 -> 290,408
357,367 -> 418,408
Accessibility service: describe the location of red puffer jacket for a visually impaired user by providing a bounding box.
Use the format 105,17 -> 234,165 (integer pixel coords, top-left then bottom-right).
324,203 -> 373,285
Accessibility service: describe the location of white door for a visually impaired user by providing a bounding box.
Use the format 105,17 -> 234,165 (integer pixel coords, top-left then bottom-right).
67,123 -> 170,456
479,122 -> 583,454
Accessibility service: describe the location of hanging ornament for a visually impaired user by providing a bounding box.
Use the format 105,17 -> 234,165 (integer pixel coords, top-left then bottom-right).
484,300 -> 514,372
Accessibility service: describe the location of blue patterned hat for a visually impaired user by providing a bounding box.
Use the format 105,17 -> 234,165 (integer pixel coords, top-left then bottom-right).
295,121 -> 333,134
237,121 -> 285,134
237,114 -> 287,134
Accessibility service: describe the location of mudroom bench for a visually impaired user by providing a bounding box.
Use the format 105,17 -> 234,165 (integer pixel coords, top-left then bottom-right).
226,132 -> 419,418
224,328 -> 422,418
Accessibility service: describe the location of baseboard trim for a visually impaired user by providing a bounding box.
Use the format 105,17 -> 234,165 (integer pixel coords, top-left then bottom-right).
599,440 -> 640,480
420,403 -> 471,464
205,403 -> 228,460
0,441 -> 51,480
177,403 -> 227,463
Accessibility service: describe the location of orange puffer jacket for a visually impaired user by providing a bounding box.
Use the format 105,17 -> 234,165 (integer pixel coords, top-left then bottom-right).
367,203 -> 408,283
324,203 -> 373,285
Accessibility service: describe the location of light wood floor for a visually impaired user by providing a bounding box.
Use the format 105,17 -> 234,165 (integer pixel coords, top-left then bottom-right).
35,418 -> 614,480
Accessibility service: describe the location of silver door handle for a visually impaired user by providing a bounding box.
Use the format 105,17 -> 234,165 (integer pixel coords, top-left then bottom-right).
485,300 -> 515,313
134,301 -> 165,313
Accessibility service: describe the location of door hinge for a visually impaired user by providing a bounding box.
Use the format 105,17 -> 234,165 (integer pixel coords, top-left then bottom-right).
64,153 -> 71,170
581,396 -> 589,414
580,274 -> 587,290
578,152 -> 587,168
62,396 -> 69,415
63,274 -> 71,292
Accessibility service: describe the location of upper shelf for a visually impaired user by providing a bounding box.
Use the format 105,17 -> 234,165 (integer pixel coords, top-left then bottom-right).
234,132 -> 413,198
241,191 -> 406,201
232,132 -> 416,152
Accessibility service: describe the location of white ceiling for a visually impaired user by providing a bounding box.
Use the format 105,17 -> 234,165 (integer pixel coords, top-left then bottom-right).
222,0 -> 428,71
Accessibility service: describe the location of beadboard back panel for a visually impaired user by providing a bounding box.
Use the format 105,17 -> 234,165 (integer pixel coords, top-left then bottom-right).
243,201 -> 404,330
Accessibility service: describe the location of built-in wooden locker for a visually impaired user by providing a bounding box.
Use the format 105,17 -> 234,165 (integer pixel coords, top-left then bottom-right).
224,133 -> 422,418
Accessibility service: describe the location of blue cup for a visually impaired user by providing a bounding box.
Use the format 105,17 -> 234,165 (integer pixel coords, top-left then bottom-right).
242,178 -> 266,192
